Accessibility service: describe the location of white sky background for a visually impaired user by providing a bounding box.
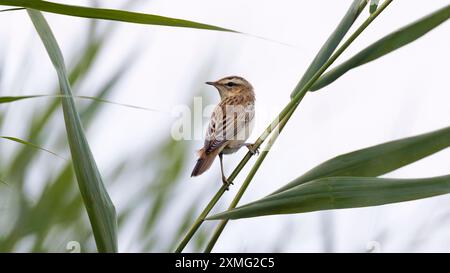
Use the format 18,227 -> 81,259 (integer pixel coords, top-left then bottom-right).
1,0 -> 450,252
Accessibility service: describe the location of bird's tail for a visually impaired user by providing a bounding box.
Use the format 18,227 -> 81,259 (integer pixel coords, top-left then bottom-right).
191,148 -> 218,177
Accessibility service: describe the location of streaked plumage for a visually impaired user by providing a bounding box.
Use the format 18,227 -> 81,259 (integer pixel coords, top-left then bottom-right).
191,76 -> 256,185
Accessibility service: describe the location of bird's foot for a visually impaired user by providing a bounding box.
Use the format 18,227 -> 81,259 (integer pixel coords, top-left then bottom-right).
222,176 -> 233,191
245,143 -> 260,155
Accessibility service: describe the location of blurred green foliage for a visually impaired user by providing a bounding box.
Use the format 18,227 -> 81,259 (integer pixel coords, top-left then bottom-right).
0,13 -> 210,252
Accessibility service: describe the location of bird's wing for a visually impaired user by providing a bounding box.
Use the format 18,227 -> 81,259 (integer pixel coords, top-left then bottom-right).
204,96 -> 254,154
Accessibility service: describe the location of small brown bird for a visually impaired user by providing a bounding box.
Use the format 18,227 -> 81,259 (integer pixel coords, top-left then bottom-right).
191,76 -> 257,186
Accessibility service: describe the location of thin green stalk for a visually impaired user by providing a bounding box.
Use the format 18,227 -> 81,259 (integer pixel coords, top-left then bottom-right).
176,0 -> 393,252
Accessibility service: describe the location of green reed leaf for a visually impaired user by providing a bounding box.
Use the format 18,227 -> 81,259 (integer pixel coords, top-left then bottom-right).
28,10 -> 117,252
1,0 -> 235,32
272,125 -> 450,194
0,94 -> 165,113
0,95 -> 42,103
310,4 -> 450,91
208,175 -> 450,220
0,136 -> 65,160
0,7 -> 24,13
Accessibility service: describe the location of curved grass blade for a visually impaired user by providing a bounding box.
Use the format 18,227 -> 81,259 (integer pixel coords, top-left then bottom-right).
0,136 -> 65,160
0,94 -> 168,114
272,125 -> 450,194
310,4 -> 450,91
0,7 -> 24,13
1,0 -> 236,32
208,175 -> 450,220
0,95 -> 42,103
28,10 -> 117,252
291,0 -> 367,98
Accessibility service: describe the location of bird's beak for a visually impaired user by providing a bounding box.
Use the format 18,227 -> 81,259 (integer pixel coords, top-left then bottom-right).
205,81 -> 218,86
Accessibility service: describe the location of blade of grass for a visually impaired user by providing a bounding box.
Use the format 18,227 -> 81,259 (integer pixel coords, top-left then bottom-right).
28,10 -> 117,252
0,95 -> 42,103
177,0 -> 393,253
0,94 -> 168,114
0,136 -> 65,160
311,4 -> 450,91
2,0 -> 236,32
273,125 -> 450,194
0,7 -> 24,12
208,175 -> 450,220
291,0 -> 368,98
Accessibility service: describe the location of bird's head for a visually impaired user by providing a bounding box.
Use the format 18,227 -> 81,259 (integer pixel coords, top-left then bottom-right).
206,76 -> 253,98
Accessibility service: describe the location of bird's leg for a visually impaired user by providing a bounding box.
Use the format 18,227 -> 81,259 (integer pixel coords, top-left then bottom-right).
243,143 -> 260,155
219,153 -> 232,190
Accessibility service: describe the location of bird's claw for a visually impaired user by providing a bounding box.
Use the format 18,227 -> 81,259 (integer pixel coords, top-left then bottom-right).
246,144 -> 260,155
222,176 -> 233,191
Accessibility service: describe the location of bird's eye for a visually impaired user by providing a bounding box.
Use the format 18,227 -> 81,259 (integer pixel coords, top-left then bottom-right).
226,82 -> 235,87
